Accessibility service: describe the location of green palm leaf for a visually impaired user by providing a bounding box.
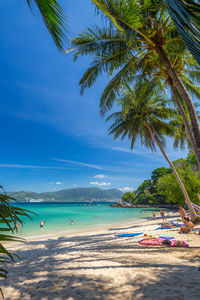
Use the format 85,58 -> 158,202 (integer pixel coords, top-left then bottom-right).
26,0 -> 67,51
165,0 -> 200,65
0,187 -> 34,297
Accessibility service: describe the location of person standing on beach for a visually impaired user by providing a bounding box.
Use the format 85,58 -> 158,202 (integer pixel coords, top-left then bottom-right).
40,220 -> 44,228
14,223 -> 20,232
160,210 -> 165,220
179,206 -> 187,221
152,212 -> 156,219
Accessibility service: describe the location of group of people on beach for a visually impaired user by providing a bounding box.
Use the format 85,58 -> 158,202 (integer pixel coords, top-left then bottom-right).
178,206 -> 195,233
158,206 -> 196,234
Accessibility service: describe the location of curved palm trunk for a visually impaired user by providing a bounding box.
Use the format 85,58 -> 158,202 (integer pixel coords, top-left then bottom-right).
156,46 -> 200,169
170,82 -> 200,169
145,121 -> 198,222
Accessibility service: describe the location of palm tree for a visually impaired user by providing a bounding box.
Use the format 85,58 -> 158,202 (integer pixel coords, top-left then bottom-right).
170,86 -> 200,153
71,0 -> 200,167
26,0 -> 67,51
106,80 -> 198,222
165,0 -> 200,65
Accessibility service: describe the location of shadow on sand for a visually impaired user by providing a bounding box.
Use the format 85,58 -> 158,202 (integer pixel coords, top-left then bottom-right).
1,227 -> 200,300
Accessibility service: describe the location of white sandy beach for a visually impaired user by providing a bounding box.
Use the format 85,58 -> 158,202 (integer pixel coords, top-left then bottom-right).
1,214 -> 200,300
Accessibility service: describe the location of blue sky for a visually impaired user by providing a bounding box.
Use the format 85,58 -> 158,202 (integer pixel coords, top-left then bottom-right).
0,0 -> 188,192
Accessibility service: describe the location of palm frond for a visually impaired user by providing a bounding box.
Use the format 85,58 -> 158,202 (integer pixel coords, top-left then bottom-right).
0,187 -> 34,296
91,0 -> 142,33
106,79 -> 176,154
165,0 -> 200,64
27,0 -> 67,51
71,25 -> 127,60
181,74 -> 200,100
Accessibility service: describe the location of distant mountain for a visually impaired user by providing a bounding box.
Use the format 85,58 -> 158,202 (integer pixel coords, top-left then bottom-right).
8,187 -> 123,202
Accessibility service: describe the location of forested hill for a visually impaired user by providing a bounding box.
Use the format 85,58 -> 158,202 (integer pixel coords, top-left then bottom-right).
8,188 -> 123,202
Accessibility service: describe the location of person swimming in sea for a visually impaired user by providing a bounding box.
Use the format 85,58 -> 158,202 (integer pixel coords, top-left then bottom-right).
70,220 -> 74,225
14,222 -> 21,232
40,220 -> 44,228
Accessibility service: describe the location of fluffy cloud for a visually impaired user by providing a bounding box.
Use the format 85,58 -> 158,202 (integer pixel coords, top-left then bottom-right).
119,187 -> 135,192
90,181 -> 111,186
55,182 -> 62,185
94,174 -> 106,179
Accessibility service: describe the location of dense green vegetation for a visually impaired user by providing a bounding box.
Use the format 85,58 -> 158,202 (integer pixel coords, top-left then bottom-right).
8,188 -> 123,202
122,152 -> 200,206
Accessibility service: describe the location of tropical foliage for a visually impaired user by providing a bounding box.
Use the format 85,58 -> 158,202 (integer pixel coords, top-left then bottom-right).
123,152 -> 200,206
122,191 -> 136,203
157,165 -> 200,204
0,187 -> 32,297
72,0 -> 200,168
26,0 -> 67,51
106,78 -> 198,221
165,0 -> 200,65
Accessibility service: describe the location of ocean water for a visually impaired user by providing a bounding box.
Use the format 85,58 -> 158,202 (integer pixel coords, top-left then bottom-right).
13,202 -> 158,238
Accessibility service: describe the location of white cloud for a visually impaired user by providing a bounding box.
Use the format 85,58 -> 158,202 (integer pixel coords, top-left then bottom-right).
119,187 -> 135,192
55,159 -> 103,170
90,181 -> 111,186
94,174 -> 106,179
0,164 -> 72,170
111,147 -> 162,158
56,182 -> 62,185
112,147 -> 132,153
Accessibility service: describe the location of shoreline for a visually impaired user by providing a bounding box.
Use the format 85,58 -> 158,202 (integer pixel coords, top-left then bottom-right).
2,212 -> 200,299
11,208 -> 163,241
10,212 -> 171,243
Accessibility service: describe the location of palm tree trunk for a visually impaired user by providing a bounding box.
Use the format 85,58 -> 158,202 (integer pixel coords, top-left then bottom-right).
156,46 -> 200,169
145,121 -> 199,223
170,81 -> 200,169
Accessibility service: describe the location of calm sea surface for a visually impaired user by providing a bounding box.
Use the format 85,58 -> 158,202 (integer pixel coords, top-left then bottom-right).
13,202 -> 158,237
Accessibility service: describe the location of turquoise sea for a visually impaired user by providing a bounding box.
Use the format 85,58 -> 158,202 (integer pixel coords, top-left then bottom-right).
13,202 -> 158,238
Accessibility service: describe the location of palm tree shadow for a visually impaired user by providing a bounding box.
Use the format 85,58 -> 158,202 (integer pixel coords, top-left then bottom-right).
129,265 -> 200,300
1,232 -> 200,299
